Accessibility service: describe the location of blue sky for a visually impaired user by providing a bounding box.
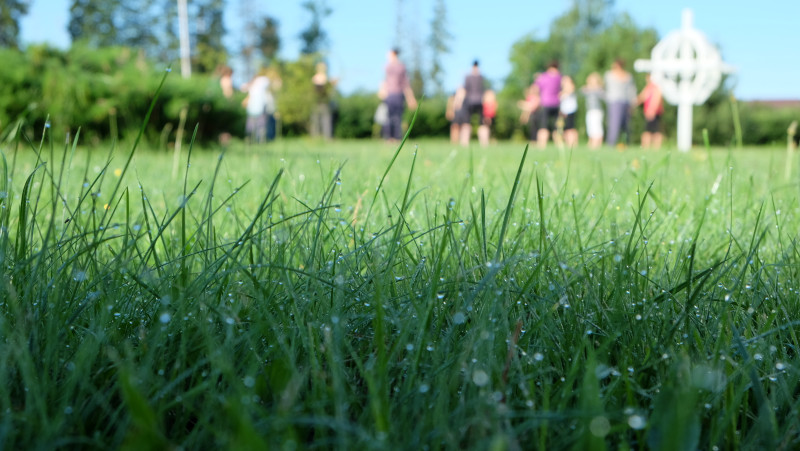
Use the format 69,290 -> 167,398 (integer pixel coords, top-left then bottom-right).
20,0 -> 800,100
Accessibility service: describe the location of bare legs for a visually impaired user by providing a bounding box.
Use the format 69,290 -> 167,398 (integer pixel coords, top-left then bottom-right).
640,131 -> 663,150
460,124 -> 490,147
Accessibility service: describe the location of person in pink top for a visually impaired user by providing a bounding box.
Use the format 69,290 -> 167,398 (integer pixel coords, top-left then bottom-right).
382,48 -> 417,142
534,61 -> 562,149
637,74 -> 664,149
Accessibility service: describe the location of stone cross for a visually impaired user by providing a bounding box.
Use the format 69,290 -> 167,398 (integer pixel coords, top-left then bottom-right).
634,9 -> 735,151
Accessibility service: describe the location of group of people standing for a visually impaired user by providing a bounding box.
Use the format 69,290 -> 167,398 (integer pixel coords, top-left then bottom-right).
445,61 -> 498,147
377,51 -> 498,146
520,58 -> 664,150
220,52 -> 665,149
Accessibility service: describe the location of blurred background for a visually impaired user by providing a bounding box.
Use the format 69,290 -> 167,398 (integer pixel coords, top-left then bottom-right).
1,0 -> 798,146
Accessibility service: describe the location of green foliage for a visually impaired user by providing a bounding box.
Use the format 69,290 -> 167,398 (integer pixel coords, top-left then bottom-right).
334,92 -> 380,139
502,6 -> 658,105
405,96 -> 449,137
193,0 -> 228,73
69,0 -> 122,47
275,56 -> 317,136
0,45 -> 244,145
258,16 -> 281,62
427,0 -> 451,95
298,0 -> 331,55
0,0 -> 28,49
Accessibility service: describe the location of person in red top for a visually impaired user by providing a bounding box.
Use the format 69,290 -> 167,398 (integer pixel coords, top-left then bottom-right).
480,89 -> 497,146
637,74 -> 664,149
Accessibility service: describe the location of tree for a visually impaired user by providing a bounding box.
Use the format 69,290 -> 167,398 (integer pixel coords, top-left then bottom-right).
409,40 -> 425,97
502,1 -> 656,102
68,0 -> 121,47
118,0 -> 160,55
0,0 -> 29,49
427,0 -> 451,95
258,16 -> 280,62
193,0 -> 227,73
155,0 -> 180,64
298,0 -> 331,55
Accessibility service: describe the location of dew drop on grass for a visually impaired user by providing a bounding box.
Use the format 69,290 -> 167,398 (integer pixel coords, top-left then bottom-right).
419,384 -> 430,394
776,362 -> 786,371
472,370 -> 489,387
406,344 -> 414,351
590,416 -> 610,437
159,312 -> 171,324
627,414 -> 646,430
754,353 -> 763,361
225,317 -> 235,325
533,352 -> 544,362
453,312 -> 466,324
635,314 -> 642,321
64,406 -> 73,414
243,376 -> 255,388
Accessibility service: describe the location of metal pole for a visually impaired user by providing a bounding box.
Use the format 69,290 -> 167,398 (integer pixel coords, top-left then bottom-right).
178,0 -> 191,78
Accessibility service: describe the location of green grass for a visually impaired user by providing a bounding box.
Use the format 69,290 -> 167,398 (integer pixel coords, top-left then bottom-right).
1,120 -> 799,449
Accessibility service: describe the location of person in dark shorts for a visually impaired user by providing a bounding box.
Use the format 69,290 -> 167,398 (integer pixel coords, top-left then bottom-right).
458,60 -> 489,147
382,48 -> 417,141
446,87 -> 466,144
535,61 -> 562,148
637,74 -> 664,149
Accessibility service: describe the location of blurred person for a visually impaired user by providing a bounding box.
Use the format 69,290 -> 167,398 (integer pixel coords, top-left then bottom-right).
559,75 -> 579,148
535,61 -> 562,148
374,81 -> 389,137
459,60 -> 488,147
517,75 -> 541,142
217,65 -> 234,99
581,72 -> 605,149
264,67 -> 282,141
215,65 -> 234,146
637,74 -> 664,149
382,48 -> 417,142
604,59 -> 637,148
311,62 -> 337,139
446,87 -> 466,144
241,68 -> 273,144
481,89 -> 497,146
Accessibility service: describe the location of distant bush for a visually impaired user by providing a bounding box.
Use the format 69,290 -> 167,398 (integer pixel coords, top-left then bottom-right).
334,92 -> 380,139
0,45 -> 245,147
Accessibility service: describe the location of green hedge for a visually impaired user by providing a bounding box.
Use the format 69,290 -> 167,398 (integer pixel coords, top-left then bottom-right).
0,45 -> 245,147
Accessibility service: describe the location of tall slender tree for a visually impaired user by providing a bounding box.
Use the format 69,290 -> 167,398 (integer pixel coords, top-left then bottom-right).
155,0 -> 180,64
0,0 -> 29,49
193,0 -> 227,73
118,0 -> 160,54
427,0 -> 451,94
298,0 -> 331,55
68,0 -> 121,47
258,16 -> 280,62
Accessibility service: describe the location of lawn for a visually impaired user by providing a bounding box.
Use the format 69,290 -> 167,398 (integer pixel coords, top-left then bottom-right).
1,131 -> 799,449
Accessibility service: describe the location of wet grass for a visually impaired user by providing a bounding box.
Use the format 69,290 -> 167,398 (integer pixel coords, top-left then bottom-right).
1,108 -> 800,448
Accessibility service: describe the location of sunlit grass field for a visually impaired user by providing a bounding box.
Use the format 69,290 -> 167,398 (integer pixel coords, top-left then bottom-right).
1,125 -> 799,449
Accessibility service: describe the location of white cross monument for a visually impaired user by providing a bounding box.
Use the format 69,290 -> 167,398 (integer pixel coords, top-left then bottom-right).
634,9 -> 735,151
